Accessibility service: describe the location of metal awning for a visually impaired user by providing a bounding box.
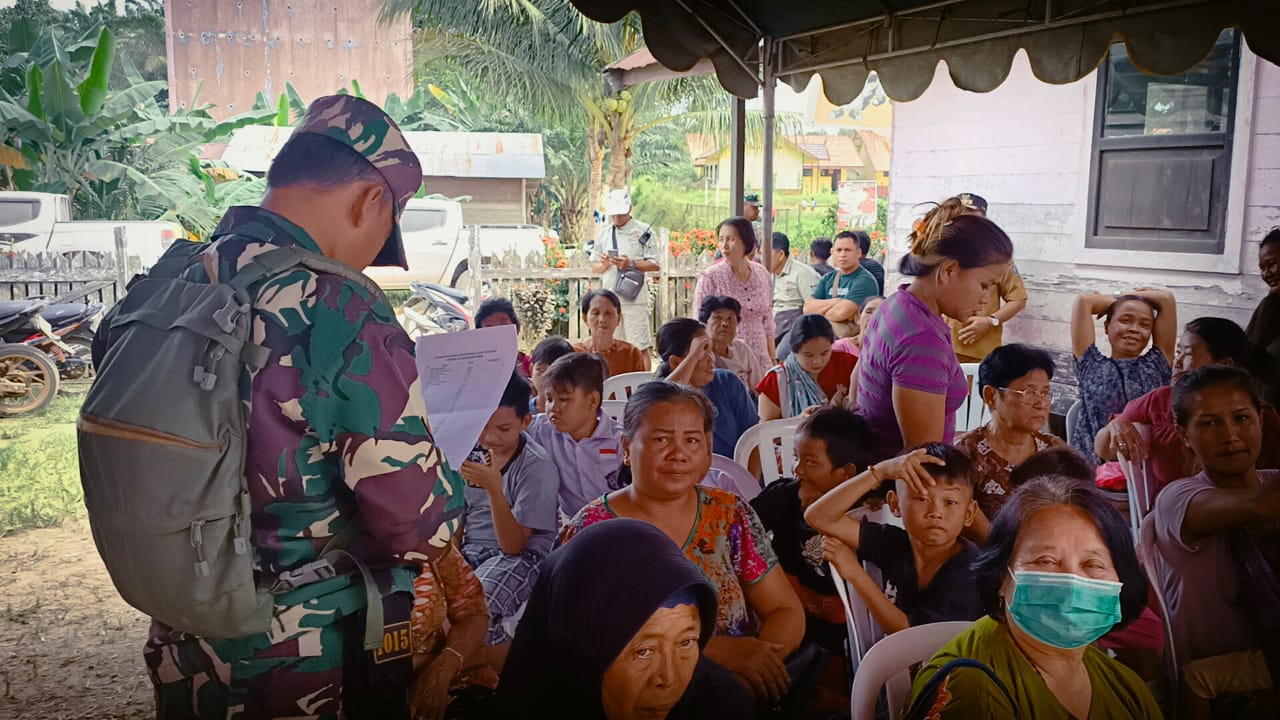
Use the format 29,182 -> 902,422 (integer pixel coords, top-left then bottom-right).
577,0 -> 1280,103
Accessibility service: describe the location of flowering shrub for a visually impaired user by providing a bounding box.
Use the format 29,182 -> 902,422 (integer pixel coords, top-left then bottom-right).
543,234 -> 568,269
668,229 -> 718,258
868,230 -> 887,258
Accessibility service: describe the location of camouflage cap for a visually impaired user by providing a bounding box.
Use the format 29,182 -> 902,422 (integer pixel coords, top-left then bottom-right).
294,94 -> 423,269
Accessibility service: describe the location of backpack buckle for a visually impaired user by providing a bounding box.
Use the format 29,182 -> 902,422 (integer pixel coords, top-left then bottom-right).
212,297 -> 250,335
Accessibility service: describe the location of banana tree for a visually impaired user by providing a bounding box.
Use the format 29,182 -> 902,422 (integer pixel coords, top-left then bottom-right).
0,22 -> 275,232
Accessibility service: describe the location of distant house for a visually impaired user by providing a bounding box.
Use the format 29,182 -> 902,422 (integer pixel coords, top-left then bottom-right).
686,132 -> 890,192
205,127 -> 546,224
887,34 -> 1278,412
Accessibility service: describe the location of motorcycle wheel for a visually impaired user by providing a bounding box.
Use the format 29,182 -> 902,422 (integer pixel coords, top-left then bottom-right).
0,344 -> 60,416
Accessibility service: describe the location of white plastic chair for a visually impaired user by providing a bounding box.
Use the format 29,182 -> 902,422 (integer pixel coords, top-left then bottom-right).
849,621 -> 973,720
1117,422 -> 1154,540
602,371 -> 652,401
955,362 -> 989,433
830,559 -> 886,677
1065,399 -> 1082,444
600,399 -> 627,423
706,454 -> 763,500
732,416 -> 803,485
1137,515 -> 1179,717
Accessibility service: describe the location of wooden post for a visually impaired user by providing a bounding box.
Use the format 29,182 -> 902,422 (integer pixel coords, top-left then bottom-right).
467,225 -> 483,309
656,227 -> 669,328
113,226 -> 129,299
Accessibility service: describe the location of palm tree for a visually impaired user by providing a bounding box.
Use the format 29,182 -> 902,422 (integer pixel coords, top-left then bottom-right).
381,0 -> 789,244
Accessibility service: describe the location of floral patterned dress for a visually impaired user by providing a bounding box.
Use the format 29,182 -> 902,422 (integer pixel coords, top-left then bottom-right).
955,426 -> 1064,520
559,486 -> 778,637
693,261 -> 776,372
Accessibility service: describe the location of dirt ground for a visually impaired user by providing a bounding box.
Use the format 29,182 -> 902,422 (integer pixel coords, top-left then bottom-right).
0,518 -> 151,719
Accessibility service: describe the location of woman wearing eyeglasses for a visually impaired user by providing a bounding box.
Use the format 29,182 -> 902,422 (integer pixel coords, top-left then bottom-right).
954,344 -> 1064,541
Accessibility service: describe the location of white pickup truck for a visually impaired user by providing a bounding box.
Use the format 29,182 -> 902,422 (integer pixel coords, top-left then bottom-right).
364,197 -> 550,291
1,191 -> 185,268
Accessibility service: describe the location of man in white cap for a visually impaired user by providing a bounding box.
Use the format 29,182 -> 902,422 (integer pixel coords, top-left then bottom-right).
587,189 -> 658,350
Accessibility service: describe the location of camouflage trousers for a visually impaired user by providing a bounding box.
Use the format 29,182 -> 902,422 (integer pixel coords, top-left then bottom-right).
144,592 -> 414,720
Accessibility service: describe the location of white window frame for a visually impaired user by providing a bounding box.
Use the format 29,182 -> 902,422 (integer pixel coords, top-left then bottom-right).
1072,42 -> 1256,275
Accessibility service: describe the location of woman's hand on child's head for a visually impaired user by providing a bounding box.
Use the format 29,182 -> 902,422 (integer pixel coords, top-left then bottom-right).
882,448 -> 944,498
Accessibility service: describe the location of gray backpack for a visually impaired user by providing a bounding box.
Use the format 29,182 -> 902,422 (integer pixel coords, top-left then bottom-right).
78,239 -> 386,641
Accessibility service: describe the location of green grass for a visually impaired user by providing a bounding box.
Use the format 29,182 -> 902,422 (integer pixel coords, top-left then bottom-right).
0,393 -> 85,535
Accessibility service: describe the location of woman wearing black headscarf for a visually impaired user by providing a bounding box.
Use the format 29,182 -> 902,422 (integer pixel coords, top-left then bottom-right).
496,519 -> 754,719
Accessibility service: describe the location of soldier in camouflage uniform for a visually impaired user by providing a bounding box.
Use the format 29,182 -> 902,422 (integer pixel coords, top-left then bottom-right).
141,95 -> 464,719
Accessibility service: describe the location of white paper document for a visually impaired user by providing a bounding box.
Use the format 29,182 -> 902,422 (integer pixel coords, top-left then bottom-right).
416,324 -> 518,468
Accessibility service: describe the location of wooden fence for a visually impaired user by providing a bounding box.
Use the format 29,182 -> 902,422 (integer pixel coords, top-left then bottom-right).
0,247 -> 140,306
476,229 -> 713,345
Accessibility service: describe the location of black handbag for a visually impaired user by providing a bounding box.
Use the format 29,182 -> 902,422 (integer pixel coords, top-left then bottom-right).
611,225 -> 651,301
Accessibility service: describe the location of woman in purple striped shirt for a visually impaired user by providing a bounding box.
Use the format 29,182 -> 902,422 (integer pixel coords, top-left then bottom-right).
854,199 -> 1014,464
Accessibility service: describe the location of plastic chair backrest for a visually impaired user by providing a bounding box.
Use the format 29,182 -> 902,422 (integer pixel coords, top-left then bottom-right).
1065,399 -> 1082,444
830,559 -> 886,678
733,416 -> 803,485
1137,515 -> 1179,715
849,620 -> 973,720
708,454 -> 763,500
602,371 -> 652,401
1118,422 -> 1154,540
600,399 -> 627,423
956,363 -> 989,432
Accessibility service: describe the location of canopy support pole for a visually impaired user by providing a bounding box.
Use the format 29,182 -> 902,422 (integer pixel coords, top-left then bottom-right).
761,36 -> 776,272
730,96 -> 746,216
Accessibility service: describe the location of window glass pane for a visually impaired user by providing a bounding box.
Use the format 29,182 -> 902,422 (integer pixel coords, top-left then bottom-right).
400,209 -> 448,233
0,200 -> 39,227
1103,30 -> 1236,138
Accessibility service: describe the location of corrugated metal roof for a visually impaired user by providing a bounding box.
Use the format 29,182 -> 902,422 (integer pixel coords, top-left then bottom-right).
216,126 -> 546,179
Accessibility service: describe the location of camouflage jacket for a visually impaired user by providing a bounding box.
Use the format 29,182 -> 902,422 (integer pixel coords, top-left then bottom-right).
169,206 -> 463,648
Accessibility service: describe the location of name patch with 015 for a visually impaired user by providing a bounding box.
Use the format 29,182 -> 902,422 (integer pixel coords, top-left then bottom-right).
373,621 -> 412,664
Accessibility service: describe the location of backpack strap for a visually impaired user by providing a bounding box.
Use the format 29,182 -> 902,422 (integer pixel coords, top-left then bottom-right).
226,245 -> 389,307
900,657 -> 1018,720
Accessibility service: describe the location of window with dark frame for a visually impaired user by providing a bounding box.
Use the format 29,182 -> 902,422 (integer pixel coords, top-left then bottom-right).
1085,30 -> 1240,255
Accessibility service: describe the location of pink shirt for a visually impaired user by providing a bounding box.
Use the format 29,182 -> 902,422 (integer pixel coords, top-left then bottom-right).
693,260 -> 775,372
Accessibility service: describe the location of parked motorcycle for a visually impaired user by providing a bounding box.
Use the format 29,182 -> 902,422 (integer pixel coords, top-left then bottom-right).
0,299 -> 62,416
0,297 -> 104,381
399,281 -> 473,339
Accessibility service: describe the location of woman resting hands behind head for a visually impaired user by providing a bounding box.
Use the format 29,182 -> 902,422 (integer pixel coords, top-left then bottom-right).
1070,287 -> 1177,463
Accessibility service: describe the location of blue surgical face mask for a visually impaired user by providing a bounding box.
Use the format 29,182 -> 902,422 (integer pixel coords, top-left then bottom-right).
1006,570 -> 1122,649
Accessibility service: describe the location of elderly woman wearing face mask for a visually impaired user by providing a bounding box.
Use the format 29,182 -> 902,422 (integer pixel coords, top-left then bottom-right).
496,518 -> 755,719
904,476 -> 1161,719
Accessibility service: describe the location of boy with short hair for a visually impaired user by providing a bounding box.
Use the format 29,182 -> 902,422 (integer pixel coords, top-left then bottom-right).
751,405 -> 876,655
805,442 -> 983,634
528,352 -> 624,517
529,336 -> 575,414
459,372 -> 561,647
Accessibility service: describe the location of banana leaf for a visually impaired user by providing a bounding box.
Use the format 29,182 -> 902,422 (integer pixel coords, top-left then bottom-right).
77,27 -> 115,116
25,64 -> 43,119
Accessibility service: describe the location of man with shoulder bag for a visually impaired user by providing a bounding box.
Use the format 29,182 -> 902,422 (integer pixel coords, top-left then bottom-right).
587,188 -> 658,352
78,95 -> 464,719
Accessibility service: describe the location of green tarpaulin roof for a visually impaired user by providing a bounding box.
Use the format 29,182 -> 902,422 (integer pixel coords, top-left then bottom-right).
573,0 -> 1280,102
